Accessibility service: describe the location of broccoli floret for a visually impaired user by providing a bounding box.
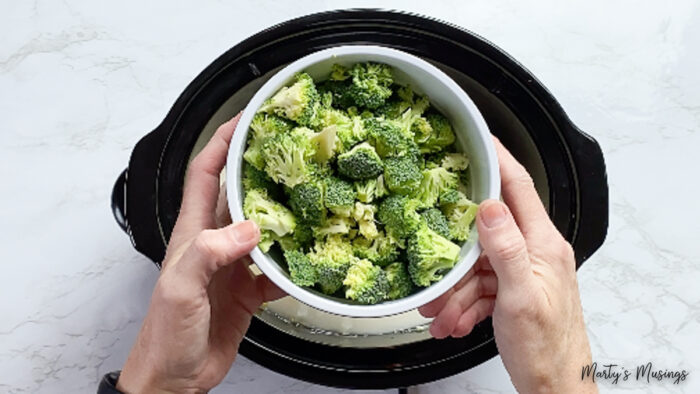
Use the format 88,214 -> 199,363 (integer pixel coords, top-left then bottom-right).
383,156 -> 423,195
441,191 -> 479,241
407,226 -> 461,287
352,202 -> 379,239
439,188 -> 462,205
262,127 -> 316,188
329,63 -> 350,81
324,176 -> 356,217
441,152 -> 470,171
284,249 -> 318,287
289,181 -> 326,225
258,231 -> 276,253
385,262 -> 414,300
243,189 -> 296,251
313,215 -> 355,238
292,224 -> 314,251
414,167 -> 459,207
346,62 -> 393,109
309,235 -> 354,294
377,195 -> 422,239
365,118 -> 418,159
343,259 -> 390,304
258,73 -> 321,127
352,230 -> 401,267
242,164 -> 280,197
311,126 -> 338,163
420,208 -> 451,239
317,80 -> 355,109
418,113 -> 456,153
317,108 -> 367,152
336,142 -> 384,180
243,113 -> 295,170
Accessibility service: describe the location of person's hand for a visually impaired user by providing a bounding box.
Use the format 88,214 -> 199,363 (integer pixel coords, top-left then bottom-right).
419,139 -> 597,393
117,114 -> 284,393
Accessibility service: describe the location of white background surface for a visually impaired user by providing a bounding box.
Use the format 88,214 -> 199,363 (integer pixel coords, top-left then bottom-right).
1,1 -> 699,393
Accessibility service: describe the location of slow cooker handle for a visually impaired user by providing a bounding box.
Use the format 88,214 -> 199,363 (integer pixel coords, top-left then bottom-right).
111,169 -> 128,232
566,125 -> 609,265
111,126 -> 171,265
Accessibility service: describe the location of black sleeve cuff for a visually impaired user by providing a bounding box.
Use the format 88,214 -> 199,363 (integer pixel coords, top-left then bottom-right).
97,371 -> 124,394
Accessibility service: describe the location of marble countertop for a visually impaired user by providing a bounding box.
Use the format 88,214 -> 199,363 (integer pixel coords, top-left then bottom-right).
1,1 -> 699,393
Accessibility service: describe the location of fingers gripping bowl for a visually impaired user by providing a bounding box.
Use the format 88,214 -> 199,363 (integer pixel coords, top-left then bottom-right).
227,46 -> 499,317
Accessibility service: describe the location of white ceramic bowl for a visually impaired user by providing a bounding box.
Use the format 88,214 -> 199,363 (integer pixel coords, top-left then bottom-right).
227,45 -> 499,317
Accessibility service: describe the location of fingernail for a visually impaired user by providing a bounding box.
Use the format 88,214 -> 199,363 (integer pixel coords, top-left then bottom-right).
232,220 -> 259,243
481,202 -> 507,228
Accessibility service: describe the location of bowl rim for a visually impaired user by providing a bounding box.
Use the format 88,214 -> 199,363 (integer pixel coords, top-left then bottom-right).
227,44 -> 500,317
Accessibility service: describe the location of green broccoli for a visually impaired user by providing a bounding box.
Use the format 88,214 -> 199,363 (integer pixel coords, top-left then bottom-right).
258,72 -> 321,127
336,142 -> 384,180
383,156 -> 423,195
377,195 -> 422,239
418,112 -> 456,153
407,225 -> 461,287
384,262 -> 414,300
324,176 -> 356,217
414,167 -> 459,207
352,202 -> 379,240
352,230 -> 401,267
441,152 -> 470,171
420,208 -> 451,239
284,249 -> 318,287
313,215 -> 355,238
346,62 -> 393,109
242,164 -> 280,198
343,259 -> 390,304
441,191 -> 479,241
365,118 -> 418,159
241,62 -> 474,304
262,127 -> 317,188
309,235 -> 354,294
243,189 -> 296,252
289,181 -> 326,225
243,113 -> 295,170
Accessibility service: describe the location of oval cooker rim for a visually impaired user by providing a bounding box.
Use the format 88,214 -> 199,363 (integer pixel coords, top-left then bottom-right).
124,8 -> 607,389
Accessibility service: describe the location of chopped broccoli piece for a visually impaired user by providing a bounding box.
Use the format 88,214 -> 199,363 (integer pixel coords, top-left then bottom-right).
243,113 -> 295,170
377,195 -> 422,239
258,72 -> 321,127
352,202 -> 379,240
317,80 -> 355,109
317,108 -> 367,151
365,117 -> 418,159
289,181 -> 326,225
243,189 -> 296,250
418,113 -> 456,153
343,259 -> 390,304
439,188 -> 462,205
407,226 -> 461,287
352,230 -> 401,267
262,127 -> 317,188
383,156 -> 423,195
414,167 -> 459,207
242,164 -> 279,197
441,191 -> 479,241
313,215 -> 354,238
284,249 -> 318,287
329,63 -> 350,81
441,152 -> 469,171
309,235 -> 354,294
324,176 -> 356,217
311,126 -> 338,163
420,208 -> 451,239
346,62 -> 393,109
336,142 -> 384,180
385,262 -> 414,300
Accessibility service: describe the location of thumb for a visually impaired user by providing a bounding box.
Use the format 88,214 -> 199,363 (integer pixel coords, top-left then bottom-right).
175,220 -> 260,287
476,200 -> 532,292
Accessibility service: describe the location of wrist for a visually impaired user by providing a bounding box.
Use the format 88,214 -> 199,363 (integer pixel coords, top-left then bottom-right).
117,361 -> 177,394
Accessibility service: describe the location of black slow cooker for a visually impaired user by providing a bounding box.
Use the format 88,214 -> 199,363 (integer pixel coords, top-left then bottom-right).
111,9 -> 608,389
